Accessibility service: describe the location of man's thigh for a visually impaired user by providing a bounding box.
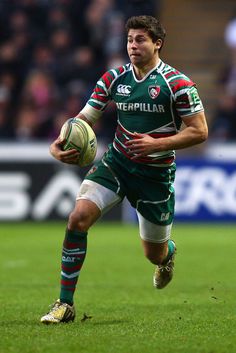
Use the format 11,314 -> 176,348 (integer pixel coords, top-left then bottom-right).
77,159 -> 124,215
126,171 -> 175,226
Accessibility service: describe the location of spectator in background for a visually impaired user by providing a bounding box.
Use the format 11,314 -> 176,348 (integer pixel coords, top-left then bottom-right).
57,46 -> 102,90
15,105 -> 41,140
47,6 -> 71,33
211,11 -> 236,141
84,0 -> 121,61
14,70 -> 59,140
20,70 -> 58,116
31,43 -> 56,74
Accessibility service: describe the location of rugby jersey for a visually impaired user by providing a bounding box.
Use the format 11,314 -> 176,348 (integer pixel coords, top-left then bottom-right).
84,60 -> 204,167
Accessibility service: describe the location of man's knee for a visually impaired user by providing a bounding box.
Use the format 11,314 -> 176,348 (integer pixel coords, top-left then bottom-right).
68,209 -> 90,232
68,200 -> 101,232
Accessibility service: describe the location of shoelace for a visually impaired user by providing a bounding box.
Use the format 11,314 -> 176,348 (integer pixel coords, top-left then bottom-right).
159,258 -> 173,272
159,265 -> 171,272
48,301 -> 62,313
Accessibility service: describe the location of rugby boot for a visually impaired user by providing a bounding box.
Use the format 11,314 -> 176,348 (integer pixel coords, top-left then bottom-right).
153,242 -> 176,289
40,299 -> 75,324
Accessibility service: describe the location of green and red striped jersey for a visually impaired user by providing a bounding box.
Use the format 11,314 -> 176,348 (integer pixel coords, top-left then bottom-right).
85,60 -> 204,167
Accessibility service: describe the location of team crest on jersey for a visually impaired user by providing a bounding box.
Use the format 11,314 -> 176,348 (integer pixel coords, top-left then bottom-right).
148,85 -> 160,99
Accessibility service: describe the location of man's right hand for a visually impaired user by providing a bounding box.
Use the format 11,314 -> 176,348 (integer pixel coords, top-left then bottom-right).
49,137 -> 80,164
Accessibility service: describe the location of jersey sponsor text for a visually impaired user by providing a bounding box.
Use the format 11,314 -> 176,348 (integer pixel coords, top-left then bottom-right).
116,102 -> 165,113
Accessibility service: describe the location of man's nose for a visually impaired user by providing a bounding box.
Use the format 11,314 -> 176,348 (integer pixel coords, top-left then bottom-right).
131,42 -> 138,49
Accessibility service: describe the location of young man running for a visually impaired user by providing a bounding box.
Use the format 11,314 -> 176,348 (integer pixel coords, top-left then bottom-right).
41,15 -> 208,324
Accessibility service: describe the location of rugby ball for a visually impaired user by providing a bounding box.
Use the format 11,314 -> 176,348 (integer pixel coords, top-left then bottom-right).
60,118 -> 97,167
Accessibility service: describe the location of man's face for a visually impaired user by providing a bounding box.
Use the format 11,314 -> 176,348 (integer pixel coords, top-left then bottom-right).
127,29 -> 160,67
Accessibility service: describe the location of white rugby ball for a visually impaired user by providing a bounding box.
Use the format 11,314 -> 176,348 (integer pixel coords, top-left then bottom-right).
60,118 -> 97,167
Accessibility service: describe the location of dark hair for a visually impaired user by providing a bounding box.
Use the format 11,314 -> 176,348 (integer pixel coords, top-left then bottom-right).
125,15 -> 166,50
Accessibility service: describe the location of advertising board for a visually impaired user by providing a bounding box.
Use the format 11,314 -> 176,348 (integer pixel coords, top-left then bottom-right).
0,143 -> 235,222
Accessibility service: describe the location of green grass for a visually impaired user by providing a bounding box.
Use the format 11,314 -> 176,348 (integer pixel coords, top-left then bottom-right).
0,222 -> 236,353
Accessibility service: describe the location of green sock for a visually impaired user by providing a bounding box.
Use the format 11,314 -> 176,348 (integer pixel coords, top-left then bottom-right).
60,228 -> 87,305
163,239 -> 175,264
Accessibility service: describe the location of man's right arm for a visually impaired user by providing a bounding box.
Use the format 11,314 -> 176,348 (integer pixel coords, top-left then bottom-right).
50,69 -> 112,164
50,108 -> 103,164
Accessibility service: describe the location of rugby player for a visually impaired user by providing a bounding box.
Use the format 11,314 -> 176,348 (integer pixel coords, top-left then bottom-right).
41,15 -> 208,324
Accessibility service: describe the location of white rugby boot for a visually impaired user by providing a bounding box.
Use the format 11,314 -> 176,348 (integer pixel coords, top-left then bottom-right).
40,299 -> 75,324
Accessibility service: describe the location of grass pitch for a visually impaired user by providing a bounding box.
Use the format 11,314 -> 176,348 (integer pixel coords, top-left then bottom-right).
0,222 -> 236,353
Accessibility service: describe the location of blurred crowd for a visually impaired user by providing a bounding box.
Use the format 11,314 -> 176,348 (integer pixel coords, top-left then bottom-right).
0,0 -> 159,143
2,1 -> 235,144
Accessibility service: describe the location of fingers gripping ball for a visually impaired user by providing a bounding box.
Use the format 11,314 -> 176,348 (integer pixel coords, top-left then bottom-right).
60,118 -> 97,167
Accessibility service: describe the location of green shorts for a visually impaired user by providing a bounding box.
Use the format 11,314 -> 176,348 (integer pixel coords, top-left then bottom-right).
85,145 -> 176,226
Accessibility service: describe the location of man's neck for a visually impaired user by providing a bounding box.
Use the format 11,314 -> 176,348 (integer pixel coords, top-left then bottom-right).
133,58 -> 160,80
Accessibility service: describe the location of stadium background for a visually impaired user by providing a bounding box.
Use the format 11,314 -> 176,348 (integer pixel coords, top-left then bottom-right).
1,0 -> 236,223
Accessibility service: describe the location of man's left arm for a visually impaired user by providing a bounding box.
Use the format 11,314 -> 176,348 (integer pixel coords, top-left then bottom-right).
160,111 -> 208,150
125,111 -> 208,158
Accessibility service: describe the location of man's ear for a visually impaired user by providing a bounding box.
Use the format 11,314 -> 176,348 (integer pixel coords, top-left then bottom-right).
156,39 -> 163,50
